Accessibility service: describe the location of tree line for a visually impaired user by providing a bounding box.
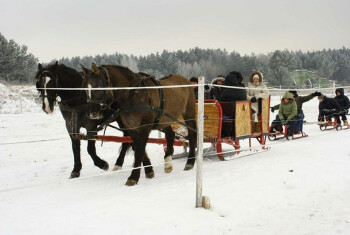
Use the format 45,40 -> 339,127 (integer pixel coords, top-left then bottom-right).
0,33 -> 38,84
0,33 -> 349,86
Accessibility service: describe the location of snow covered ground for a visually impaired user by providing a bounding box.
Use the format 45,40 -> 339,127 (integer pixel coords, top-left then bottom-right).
1,92 -> 350,235
0,84 -> 41,114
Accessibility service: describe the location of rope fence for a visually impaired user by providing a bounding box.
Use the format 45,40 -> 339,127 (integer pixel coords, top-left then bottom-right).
1,80 -> 348,143
35,83 -> 350,91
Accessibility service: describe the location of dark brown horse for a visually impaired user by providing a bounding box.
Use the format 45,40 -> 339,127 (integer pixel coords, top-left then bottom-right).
81,63 -> 197,186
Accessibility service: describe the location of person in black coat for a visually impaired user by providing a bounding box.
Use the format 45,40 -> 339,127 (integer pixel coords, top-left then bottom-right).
228,71 -> 245,87
218,72 -> 247,137
218,73 -> 247,102
334,88 -> 350,126
318,94 -> 341,126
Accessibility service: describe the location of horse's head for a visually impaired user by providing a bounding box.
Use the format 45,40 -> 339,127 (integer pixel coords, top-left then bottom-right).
35,62 -> 60,114
81,63 -> 112,120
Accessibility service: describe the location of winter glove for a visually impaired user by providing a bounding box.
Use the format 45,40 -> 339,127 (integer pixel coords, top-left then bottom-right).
251,96 -> 257,103
281,119 -> 287,125
270,107 -> 274,113
312,91 -> 322,96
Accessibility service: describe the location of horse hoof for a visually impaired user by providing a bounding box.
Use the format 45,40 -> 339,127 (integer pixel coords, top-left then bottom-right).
102,162 -> 109,171
70,172 -> 80,178
125,179 -> 138,186
184,164 -> 194,171
113,165 -> 122,171
164,166 -> 173,173
146,172 -> 155,179
164,156 -> 173,173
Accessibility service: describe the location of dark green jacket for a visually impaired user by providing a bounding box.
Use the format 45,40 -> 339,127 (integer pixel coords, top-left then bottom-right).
273,93 -> 315,114
278,92 -> 297,121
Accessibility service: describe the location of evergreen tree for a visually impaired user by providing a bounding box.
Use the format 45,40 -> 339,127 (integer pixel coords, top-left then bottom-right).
0,33 -> 38,83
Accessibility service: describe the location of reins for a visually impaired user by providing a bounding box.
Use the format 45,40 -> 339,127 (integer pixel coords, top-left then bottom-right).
89,70 -> 208,139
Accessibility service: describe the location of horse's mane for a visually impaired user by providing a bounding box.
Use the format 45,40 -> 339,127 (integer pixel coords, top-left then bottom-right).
102,65 -> 135,77
57,64 -> 81,77
35,63 -> 81,79
159,74 -> 173,80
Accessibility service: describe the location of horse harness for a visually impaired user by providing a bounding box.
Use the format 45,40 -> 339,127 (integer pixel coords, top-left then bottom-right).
88,68 -> 200,138
91,68 -> 166,131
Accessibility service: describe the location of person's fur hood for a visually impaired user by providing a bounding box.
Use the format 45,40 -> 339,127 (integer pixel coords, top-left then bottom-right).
211,77 -> 225,85
249,71 -> 263,83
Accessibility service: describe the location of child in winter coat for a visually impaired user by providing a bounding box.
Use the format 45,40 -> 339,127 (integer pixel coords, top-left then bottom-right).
270,91 -> 298,136
271,90 -> 321,132
334,88 -> 349,126
318,94 -> 341,126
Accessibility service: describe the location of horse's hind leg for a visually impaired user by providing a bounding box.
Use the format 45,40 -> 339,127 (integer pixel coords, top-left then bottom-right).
87,137 -> 109,171
143,153 -> 154,179
126,131 -> 149,186
184,119 -> 197,170
114,142 -> 154,178
113,142 -> 132,171
163,126 -> 175,173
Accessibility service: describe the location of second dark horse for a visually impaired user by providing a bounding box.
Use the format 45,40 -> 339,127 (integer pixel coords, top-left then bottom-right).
82,63 -> 197,186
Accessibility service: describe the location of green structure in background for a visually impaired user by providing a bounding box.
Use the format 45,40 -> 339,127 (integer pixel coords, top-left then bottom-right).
290,70 -> 331,88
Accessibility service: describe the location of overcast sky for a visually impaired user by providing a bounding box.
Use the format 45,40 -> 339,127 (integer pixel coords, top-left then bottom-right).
1,0 -> 349,62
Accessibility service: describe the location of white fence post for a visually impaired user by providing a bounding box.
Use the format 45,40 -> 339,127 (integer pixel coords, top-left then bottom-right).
196,76 -> 204,208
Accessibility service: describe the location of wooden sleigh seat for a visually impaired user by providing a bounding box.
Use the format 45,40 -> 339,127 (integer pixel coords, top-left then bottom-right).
171,97 -> 270,160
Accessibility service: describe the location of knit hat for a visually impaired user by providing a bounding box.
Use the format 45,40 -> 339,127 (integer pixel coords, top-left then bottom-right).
318,94 -> 325,100
253,74 -> 259,80
288,90 -> 298,97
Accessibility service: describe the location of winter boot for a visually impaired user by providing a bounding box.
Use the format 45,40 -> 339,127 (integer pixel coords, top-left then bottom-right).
344,120 -> 348,126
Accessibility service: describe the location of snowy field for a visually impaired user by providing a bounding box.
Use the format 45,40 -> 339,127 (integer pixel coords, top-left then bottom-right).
1,91 -> 350,235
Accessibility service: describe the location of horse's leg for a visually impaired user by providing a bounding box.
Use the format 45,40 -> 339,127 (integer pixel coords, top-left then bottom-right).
62,110 -> 82,178
184,119 -> 197,170
87,133 -> 109,171
113,142 -> 131,171
143,152 -> 154,179
84,117 -> 109,171
114,141 -> 154,178
69,135 -> 82,178
114,129 -> 133,171
162,126 -> 175,173
125,131 -> 150,186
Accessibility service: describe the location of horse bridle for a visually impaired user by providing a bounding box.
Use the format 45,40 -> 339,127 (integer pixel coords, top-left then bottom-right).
36,70 -> 60,102
86,67 -> 115,110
